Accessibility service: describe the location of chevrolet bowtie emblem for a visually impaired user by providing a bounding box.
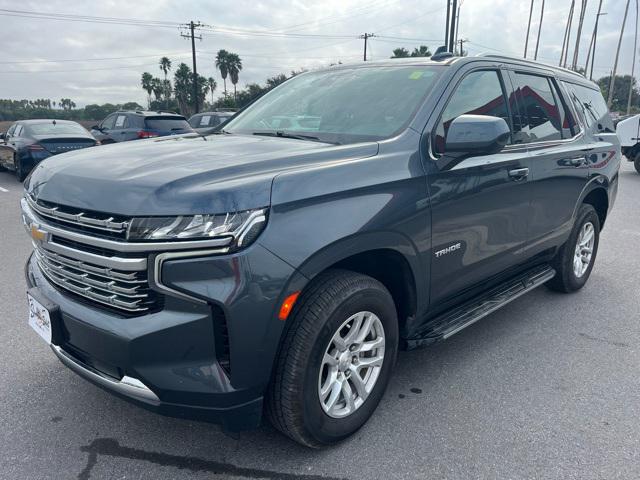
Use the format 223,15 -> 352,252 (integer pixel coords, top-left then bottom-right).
30,224 -> 48,242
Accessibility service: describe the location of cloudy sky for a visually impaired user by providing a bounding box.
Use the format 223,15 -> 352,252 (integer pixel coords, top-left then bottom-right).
0,0 -> 634,107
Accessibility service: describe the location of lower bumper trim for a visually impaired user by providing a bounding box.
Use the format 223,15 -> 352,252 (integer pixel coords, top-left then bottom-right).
51,345 -> 160,404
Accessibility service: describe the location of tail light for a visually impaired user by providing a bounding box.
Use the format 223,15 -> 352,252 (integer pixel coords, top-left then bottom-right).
28,144 -> 45,151
137,130 -> 159,139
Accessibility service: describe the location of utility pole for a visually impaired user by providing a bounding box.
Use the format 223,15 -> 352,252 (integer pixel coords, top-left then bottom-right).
458,38 -> 468,56
627,0 -> 638,114
449,0 -> 458,52
524,0 -> 535,58
584,0 -> 605,79
571,0 -> 588,71
609,0 -> 631,108
360,33 -> 375,61
180,21 -> 204,114
534,0 -> 545,60
560,0 -> 575,67
445,0 -> 451,50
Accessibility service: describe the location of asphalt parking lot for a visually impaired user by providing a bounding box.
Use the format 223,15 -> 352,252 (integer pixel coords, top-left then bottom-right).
1,161 -> 639,480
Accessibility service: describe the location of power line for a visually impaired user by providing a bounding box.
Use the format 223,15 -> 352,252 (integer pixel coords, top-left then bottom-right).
0,52 -> 190,65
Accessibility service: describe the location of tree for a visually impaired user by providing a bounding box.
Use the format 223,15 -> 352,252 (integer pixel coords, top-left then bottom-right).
159,57 -> 172,109
266,74 -> 288,89
391,48 -> 410,58
151,77 -> 163,104
173,63 -> 192,115
226,53 -> 243,100
206,77 -> 217,105
141,72 -> 154,108
215,49 -> 230,95
597,75 -> 640,113
410,45 -> 432,57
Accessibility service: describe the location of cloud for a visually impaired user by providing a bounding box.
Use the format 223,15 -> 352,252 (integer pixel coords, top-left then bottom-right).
0,0 -> 635,107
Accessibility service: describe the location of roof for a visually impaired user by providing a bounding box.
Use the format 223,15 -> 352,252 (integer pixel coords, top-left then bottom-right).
320,54 -> 597,88
17,119 -> 80,125
114,110 -> 184,117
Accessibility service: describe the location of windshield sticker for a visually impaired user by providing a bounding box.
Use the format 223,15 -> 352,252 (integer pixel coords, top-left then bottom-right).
409,71 -> 424,80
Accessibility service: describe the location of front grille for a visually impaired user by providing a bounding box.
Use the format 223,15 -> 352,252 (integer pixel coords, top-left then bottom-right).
26,194 -> 129,240
34,245 -> 158,314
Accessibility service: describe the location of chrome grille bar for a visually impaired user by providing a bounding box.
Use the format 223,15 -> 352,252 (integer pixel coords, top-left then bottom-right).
26,194 -> 129,234
34,242 -> 153,314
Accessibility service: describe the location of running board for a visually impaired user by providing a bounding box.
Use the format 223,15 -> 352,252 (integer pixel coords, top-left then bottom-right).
405,265 -> 556,350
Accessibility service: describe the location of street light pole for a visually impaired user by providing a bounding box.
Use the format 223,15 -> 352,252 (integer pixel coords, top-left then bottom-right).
525,0 -> 535,58
534,0 -> 545,60
584,0 -> 605,80
627,0 -> 639,114
609,0 -> 631,109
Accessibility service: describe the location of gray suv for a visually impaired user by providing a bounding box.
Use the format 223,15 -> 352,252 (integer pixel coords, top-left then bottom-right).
22,54 -> 620,447
90,110 -> 193,143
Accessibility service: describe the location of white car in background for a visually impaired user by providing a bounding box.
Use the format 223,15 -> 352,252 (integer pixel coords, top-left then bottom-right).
616,114 -> 640,174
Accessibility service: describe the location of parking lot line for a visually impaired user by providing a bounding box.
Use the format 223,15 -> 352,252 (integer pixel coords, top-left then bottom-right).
0,186 -> 9,192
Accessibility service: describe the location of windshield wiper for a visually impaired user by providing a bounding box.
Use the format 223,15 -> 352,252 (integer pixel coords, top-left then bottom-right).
252,131 -> 332,143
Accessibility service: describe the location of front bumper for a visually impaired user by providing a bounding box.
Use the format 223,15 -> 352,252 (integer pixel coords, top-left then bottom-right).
24,234 -> 299,430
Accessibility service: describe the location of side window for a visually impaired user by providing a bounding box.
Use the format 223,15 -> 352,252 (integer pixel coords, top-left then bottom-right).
114,115 -> 127,129
513,72 -> 562,142
7,124 -> 16,137
562,82 -> 614,134
433,70 -> 510,154
101,114 -> 116,130
553,81 -> 578,137
14,125 -> 23,137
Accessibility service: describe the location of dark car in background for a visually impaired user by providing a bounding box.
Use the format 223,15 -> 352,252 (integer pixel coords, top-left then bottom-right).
0,120 -> 97,181
188,111 -> 234,134
90,111 -> 193,143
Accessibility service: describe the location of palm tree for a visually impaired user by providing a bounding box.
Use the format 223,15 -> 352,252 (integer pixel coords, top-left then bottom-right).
226,53 -> 243,100
151,77 -> 163,106
141,72 -> 154,108
173,63 -> 192,115
215,49 -> 230,95
159,57 -> 172,109
410,45 -> 432,57
206,77 -> 217,105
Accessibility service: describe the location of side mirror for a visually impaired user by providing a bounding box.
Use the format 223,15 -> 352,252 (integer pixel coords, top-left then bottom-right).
437,114 -> 511,170
90,125 -> 101,131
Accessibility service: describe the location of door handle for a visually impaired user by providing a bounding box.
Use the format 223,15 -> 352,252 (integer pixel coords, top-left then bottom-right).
568,157 -> 586,167
508,167 -> 529,180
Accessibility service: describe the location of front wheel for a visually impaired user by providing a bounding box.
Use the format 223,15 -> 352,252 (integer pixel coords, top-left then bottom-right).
266,270 -> 398,448
634,154 -> 640,174
547,204 -> 600,293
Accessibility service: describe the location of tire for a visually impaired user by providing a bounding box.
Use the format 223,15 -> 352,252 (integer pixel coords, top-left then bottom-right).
266,269 -> 398,448
15,154 -> 27,182
634,154 -> 640,175
547,204 -> 600,293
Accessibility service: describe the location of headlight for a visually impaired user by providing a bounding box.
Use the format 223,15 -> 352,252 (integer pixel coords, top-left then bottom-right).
126,208 -> 267,248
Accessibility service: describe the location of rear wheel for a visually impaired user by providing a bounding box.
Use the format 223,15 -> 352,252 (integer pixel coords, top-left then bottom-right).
634,153 -> 640,174
266,270 -> 398,448
15,154 -> 27,182
547,204 -> 600,293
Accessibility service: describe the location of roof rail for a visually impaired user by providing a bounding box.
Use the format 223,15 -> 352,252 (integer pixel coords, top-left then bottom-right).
474,53 -> 587,79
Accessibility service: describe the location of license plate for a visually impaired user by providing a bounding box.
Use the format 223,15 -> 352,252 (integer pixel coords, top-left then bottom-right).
27,293 -> 52,344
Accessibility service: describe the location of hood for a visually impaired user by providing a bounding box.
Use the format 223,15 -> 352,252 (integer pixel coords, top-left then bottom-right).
25,133 -> 378,216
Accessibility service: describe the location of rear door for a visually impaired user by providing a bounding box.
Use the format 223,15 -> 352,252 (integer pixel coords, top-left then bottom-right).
508,69 -> 590,257
427,67 -> 532,307
95,114 -> 117,143
110,114 -> 129,142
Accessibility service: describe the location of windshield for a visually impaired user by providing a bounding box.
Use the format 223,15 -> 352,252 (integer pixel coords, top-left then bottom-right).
27,123 -> 87,135
225,65 -> 442,144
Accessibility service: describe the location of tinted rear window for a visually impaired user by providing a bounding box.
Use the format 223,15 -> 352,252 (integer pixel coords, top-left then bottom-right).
144,117 -> 191,131
562,82 -> 614,134
27,123 -> 87,135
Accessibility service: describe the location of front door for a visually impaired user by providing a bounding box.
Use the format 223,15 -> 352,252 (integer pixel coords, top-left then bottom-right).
426,68 -> 531,308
